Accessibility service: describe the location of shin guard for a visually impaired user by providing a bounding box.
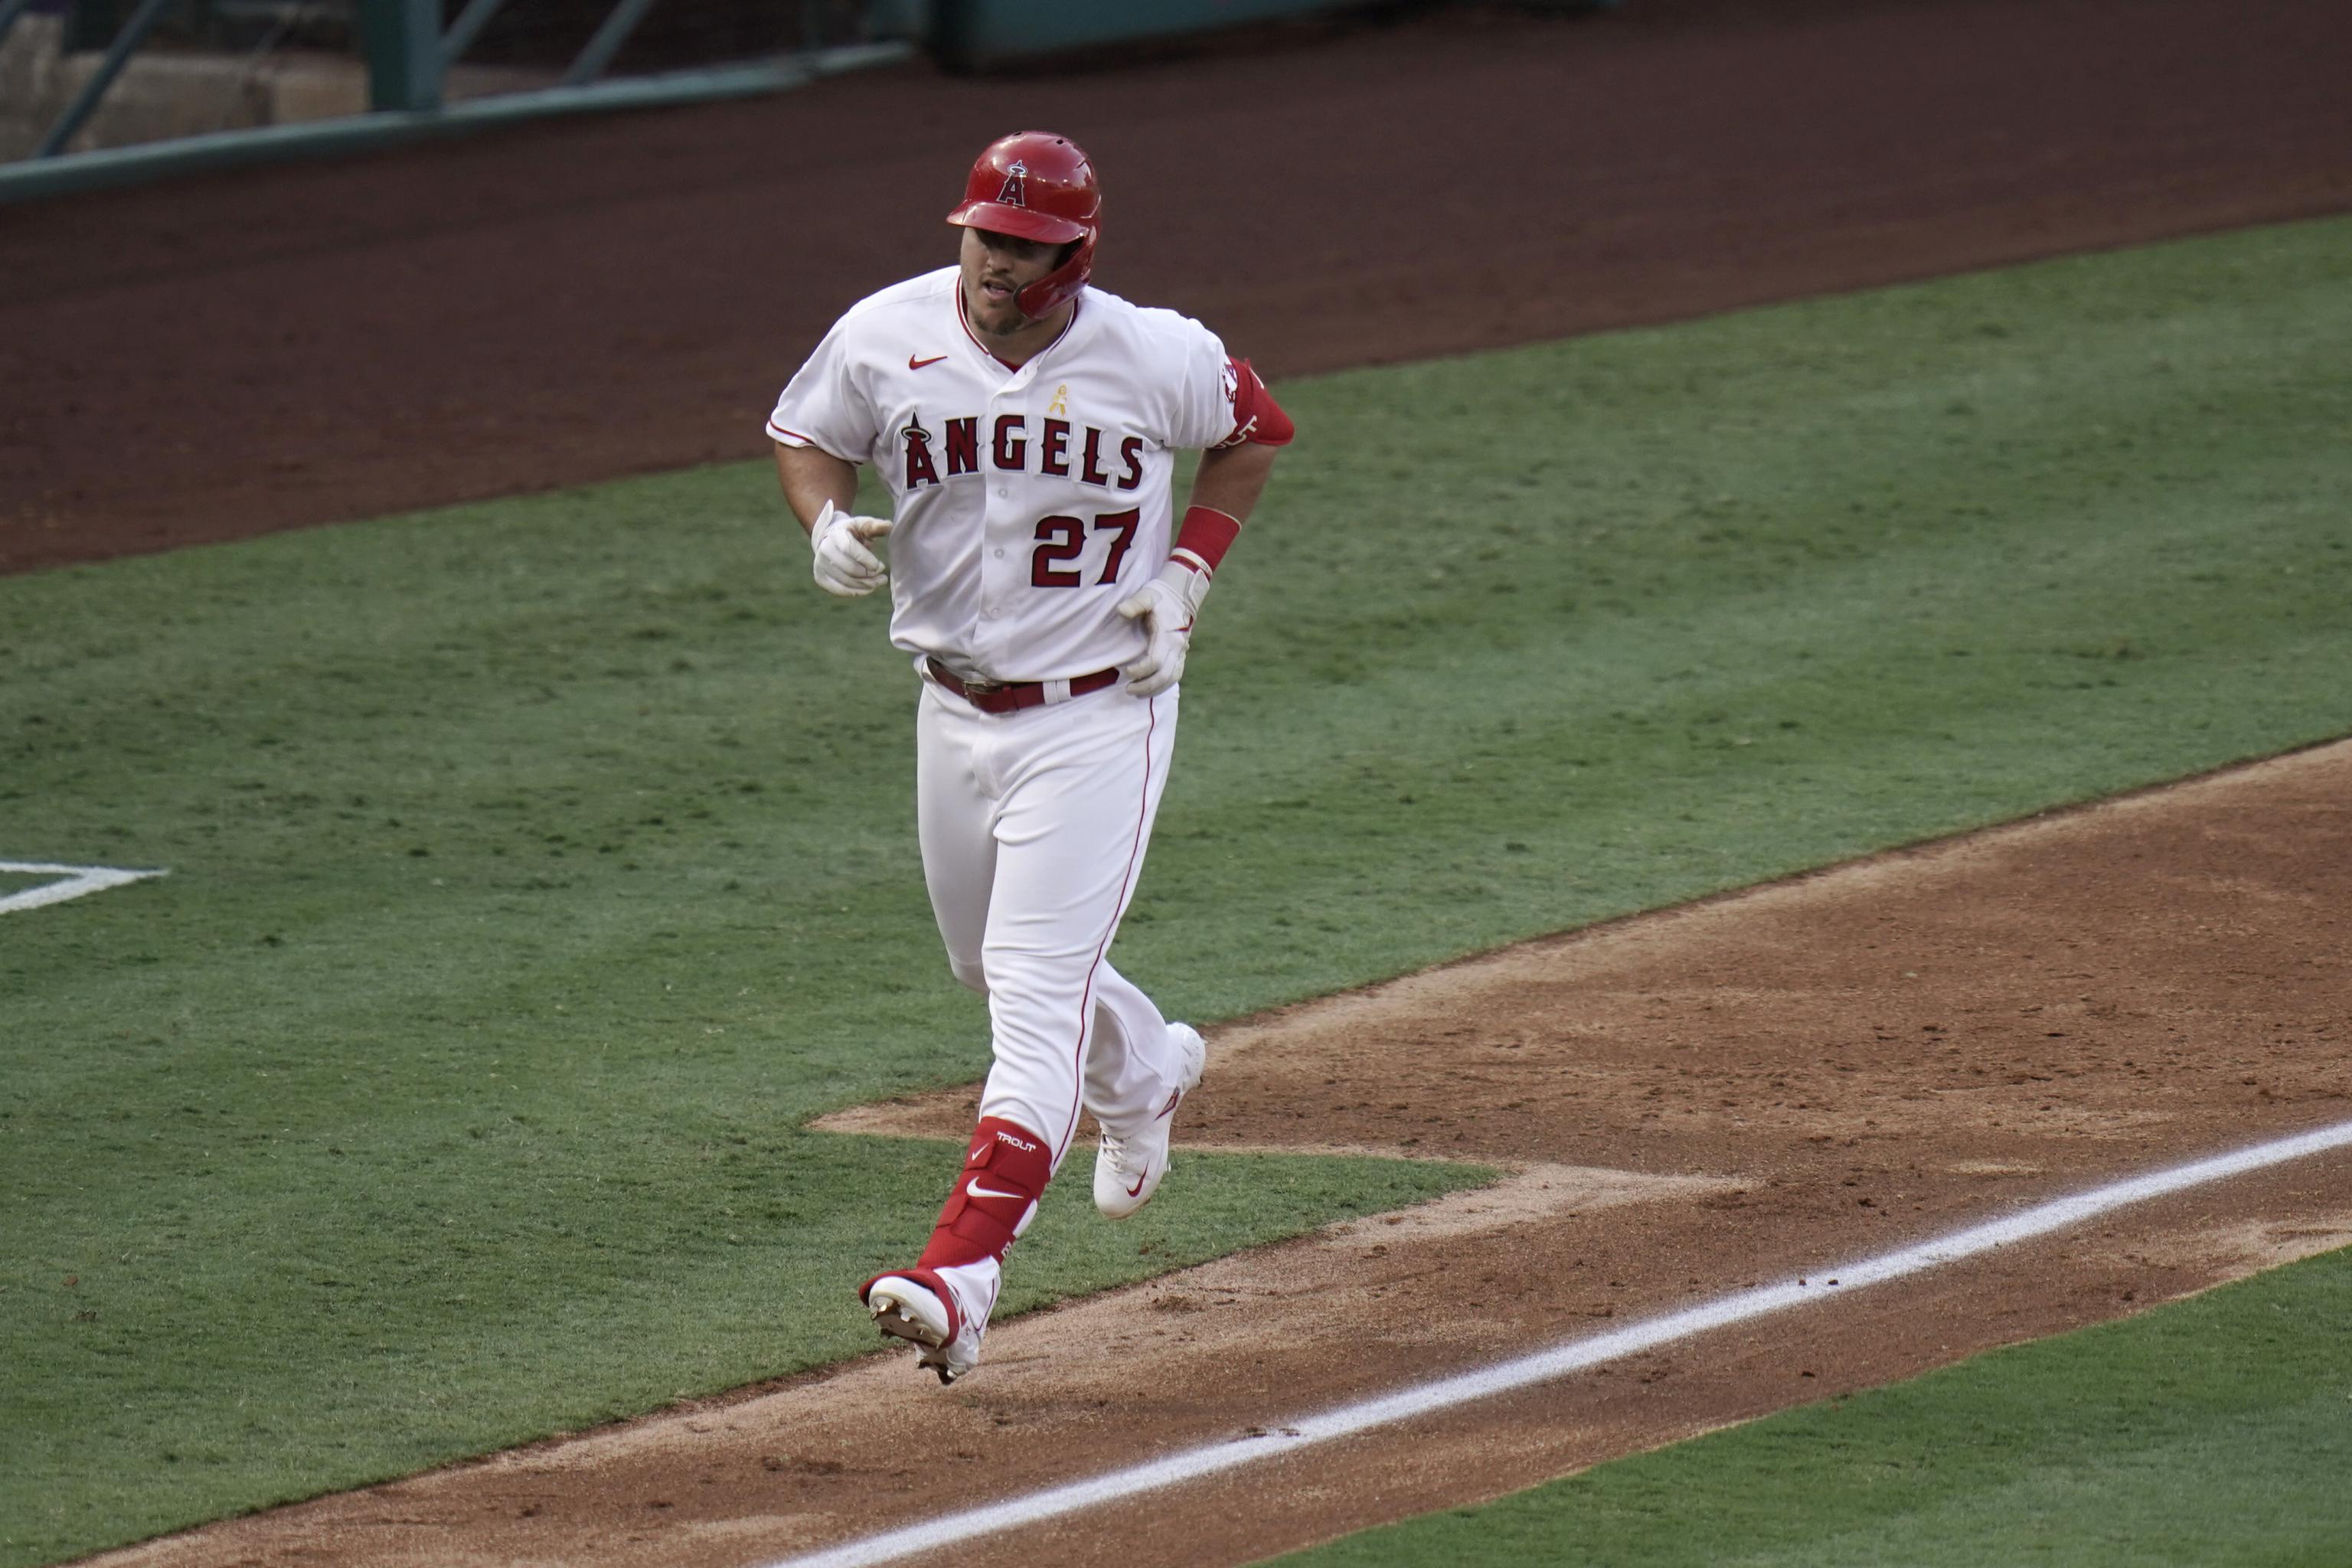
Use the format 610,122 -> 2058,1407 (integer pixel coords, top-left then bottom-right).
916,1116 -> 1053,1270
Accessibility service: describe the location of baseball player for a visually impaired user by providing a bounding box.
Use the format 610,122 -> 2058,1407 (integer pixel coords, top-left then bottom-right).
766,131 -> 1293,1383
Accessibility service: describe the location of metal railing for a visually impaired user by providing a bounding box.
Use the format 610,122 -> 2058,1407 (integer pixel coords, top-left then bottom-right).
0,0 -> 915,200
34,0 -> 177,155
2,1 -> 1579,201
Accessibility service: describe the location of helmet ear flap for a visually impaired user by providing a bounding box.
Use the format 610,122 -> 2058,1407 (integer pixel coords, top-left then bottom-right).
1014,227 -> 1094,319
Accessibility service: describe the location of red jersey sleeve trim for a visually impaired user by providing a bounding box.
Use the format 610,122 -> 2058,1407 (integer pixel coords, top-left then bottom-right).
768,421 -> 864,465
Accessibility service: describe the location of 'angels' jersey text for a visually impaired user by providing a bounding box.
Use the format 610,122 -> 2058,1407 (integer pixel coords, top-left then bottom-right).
899,413 -> 1144,494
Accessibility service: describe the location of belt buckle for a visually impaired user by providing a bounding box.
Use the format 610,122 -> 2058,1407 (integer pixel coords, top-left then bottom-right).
932,658 -> 1004,697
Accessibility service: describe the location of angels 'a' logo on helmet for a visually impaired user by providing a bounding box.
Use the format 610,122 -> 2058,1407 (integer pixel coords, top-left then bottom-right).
997,160 -> 1029,208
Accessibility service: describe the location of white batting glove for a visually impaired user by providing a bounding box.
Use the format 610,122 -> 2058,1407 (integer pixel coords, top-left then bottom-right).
1116,561 -> 1211,697
809,498 -> 893,598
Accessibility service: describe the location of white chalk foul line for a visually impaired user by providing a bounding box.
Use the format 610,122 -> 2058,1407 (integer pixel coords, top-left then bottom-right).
766,1116 -> 2352,1568
0,861 -> 167,915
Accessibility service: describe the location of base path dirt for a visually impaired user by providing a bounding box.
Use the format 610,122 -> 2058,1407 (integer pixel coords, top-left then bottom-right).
82,743 -> 2352,1566
5,0 -> 2350,573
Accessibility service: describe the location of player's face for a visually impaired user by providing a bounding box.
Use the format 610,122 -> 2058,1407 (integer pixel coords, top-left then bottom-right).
959,226 -> 1062,337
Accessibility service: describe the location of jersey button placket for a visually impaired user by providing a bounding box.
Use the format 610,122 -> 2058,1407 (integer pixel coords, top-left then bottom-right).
976,377 -> 1028,658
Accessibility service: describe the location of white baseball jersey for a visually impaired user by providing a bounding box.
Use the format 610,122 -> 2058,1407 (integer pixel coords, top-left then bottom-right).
766,266 -> 1243,683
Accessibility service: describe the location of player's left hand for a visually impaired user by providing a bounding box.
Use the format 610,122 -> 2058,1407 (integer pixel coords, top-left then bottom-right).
1116,563 -> 1210,697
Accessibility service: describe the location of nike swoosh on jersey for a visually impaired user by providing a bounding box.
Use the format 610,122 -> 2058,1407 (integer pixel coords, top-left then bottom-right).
966,1178 -> 1028,1202
909,353 -> 949,369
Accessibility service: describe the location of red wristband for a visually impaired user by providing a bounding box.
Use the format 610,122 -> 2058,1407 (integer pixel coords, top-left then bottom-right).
1173,505 -> 1243,575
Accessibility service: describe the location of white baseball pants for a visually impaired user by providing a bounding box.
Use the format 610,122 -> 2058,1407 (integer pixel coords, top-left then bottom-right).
915,678 -> 1190,1171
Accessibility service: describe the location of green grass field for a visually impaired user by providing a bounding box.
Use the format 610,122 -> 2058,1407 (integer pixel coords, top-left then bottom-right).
4,213 -> 2350,1565
1276,1246 -> 2352,1567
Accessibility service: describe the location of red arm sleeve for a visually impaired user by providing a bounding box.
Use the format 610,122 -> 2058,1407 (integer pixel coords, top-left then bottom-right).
1212,358 -> 1295,449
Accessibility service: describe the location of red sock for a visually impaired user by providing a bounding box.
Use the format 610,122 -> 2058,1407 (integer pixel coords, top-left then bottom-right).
916,1116 -> 1053,1269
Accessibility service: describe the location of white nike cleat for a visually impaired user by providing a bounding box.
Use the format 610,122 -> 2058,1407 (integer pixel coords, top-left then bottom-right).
1094,1022 -> 1207,1220
861,1259 -> 998,1384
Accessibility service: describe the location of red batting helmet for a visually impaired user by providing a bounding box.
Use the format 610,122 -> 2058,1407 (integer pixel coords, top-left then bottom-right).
946,131 -> 1099,320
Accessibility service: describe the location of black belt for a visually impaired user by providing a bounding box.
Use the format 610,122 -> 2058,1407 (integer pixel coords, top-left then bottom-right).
926,657 -> 1122,714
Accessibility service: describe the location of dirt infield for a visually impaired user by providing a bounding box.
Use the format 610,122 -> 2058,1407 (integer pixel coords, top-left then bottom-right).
5,0 -> 2351,575
83,744 -> 2352,1567
22,0 -> 2352,1563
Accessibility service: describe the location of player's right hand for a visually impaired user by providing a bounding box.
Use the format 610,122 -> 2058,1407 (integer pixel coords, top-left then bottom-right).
809,499 -> 893,598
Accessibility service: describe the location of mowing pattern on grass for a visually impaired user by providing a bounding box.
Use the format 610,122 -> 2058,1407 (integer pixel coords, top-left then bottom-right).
4,216 -> 2351,1565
